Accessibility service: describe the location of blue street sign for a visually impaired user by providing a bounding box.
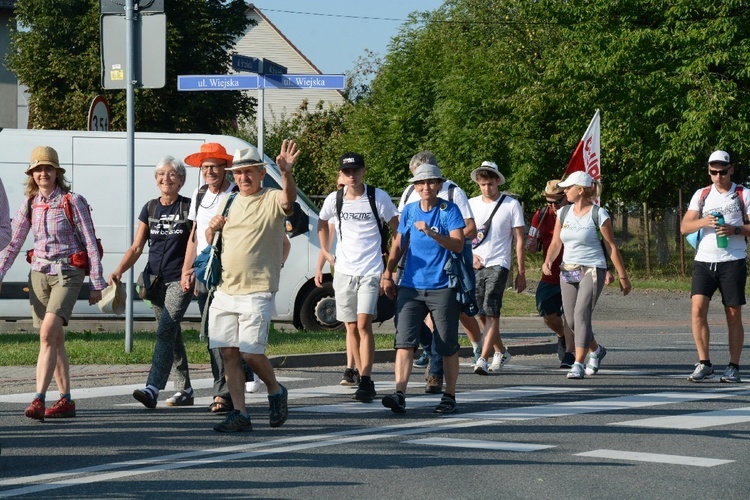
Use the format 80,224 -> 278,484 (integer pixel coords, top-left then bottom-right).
178,75 -> 259,91
262,74 -> 345,90
232,54 -> 260,73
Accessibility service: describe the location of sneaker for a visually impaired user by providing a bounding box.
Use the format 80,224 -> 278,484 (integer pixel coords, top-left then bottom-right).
489,350 -> 512,372
567,363 -> 585,379
246,379 -> 262,393
165,390 -> 194,407
25,397 -> 45,421
584,346 -> 607,376
413,350 -> 430,368
559,352 -> 575,369
268,385 -> 288,428
340,368 -> 359,387
434,395 -> 456,414
213,410 -> 253,433
133,388 -> 157,409
473,357 -> 489,375
472,345 -> 482,366
381,392 -> 406,414
425,375 -> 443,394
353,378 -> 377,403
44,397 -> 76,418
720,365 -> 741,383
688,363 -> 715,382
557,336 -> 567,362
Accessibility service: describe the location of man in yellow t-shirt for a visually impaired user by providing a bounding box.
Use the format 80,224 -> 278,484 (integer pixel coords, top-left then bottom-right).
206,140 -> 300,433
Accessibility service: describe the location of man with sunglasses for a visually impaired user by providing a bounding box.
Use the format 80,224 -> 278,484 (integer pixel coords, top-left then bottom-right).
526,180 -> 576,368
681,150 -> 750,383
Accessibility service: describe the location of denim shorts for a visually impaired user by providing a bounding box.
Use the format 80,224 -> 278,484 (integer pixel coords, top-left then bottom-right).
394,287 -> 460,356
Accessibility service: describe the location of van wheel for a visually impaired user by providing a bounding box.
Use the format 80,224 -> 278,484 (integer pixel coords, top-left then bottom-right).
299,282 -> 343,332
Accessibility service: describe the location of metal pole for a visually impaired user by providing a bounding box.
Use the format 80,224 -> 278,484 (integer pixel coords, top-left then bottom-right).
124,0 -> 136,352
258,78 -> 265,160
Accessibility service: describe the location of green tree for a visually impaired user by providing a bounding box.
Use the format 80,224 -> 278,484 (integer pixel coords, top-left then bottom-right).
7,0 -> 253,133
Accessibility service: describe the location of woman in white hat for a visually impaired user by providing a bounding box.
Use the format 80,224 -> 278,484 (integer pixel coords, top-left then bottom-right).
0,146 -> 106,421
542,171 -> 631,379
108,156 -> 196,409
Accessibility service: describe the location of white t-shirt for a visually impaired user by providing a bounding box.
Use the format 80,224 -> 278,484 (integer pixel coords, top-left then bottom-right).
398,180 -> 474,220
688,183 -> 750,262
469,194 -> 525,269
319,184 -> 399,276
559,206 -> 610,268
188,182 -> 237,251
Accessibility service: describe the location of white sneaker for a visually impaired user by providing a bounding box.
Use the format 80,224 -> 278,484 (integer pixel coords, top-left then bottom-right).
489,350 -> 512,371
473,357 -> 489,375
245,379 -> 262,393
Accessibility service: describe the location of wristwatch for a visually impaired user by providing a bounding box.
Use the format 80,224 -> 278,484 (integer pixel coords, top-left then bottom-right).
735,226 -> 742,235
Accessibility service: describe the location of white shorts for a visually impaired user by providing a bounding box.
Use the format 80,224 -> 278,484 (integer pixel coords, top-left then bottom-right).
333,272 -> 380,323
208,289 -> 274,354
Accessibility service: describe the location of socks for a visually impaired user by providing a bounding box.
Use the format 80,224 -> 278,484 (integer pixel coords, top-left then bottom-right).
34,392 -> 45,403
700,360 -> 712,367
60,393 -> 72,403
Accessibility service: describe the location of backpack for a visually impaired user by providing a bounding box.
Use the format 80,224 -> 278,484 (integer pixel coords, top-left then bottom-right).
25,193 -> 103,275
335,184 -> 390,256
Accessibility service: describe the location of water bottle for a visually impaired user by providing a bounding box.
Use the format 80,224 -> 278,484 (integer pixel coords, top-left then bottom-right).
714,212 -> 728,248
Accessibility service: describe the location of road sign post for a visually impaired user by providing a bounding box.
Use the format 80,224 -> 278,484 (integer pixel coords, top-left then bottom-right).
87,95 -> 111,131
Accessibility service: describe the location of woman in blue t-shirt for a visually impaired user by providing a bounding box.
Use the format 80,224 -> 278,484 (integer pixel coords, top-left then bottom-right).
381,163 -> 465,414
108,156 -> 195,409
542,171 -> 631,379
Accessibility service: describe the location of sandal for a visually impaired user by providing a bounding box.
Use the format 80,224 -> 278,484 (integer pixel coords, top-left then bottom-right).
209,397 -> 232,414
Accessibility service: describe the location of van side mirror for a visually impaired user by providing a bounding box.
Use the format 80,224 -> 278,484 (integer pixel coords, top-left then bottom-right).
285,202 -> 309,238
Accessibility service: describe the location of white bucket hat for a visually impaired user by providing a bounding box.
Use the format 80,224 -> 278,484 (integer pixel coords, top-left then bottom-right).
98,280 -> 126,315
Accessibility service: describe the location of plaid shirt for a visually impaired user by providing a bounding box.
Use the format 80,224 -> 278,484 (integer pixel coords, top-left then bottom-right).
0,178 -> 10,251
0,187 -> 106,290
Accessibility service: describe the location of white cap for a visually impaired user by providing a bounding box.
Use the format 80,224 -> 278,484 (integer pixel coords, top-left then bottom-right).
557,171 -> 594,188
708,150 -> 730,165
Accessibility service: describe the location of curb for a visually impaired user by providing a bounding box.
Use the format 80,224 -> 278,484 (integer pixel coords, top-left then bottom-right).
268,342 -> 555,369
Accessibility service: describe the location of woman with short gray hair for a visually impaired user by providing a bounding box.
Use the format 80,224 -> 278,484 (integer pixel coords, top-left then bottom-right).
108,155 -> 196,409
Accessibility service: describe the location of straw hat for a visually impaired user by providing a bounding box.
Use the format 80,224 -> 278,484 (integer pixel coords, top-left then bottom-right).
98,280 -> 126,315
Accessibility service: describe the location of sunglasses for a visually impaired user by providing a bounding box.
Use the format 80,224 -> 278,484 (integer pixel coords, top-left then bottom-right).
547,198 -> 565,205
709,169 -> 730,176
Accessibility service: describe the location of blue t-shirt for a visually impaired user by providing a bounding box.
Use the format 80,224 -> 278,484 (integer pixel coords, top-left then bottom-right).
138,196 -> 192,282
399,198 -> 465,289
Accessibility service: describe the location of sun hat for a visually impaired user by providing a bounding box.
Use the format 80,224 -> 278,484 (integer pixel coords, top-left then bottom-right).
707,150 -> 730,165
558,171 -> 594,188
98,280 -> 127,315
339,152 -> 365,170
470,161 -> 506,185
227,146 -> 268,171
543,179 -> 565,197
408,163 -> 446,183
26,146 -> 65,174
183,143 -> 234,168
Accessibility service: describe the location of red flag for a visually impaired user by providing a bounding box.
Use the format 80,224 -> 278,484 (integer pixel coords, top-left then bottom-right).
565,109 -> 601,181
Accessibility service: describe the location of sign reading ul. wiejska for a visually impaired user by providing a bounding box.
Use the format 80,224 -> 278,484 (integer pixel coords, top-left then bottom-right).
177,74 -> 345,91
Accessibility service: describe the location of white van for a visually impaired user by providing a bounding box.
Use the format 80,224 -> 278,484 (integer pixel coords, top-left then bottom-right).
0,128 -> 340,331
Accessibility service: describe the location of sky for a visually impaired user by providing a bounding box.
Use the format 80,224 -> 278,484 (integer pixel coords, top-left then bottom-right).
252,1 -> 445,75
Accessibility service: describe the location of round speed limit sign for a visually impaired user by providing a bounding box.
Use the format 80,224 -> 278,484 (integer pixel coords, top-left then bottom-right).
88,95 -> 111,131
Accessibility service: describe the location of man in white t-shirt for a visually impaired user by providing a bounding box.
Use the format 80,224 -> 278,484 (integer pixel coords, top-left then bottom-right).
681,150 -> 750,383
397,151 -> 484,394
315,152 -> 399,402
468,161 -> 526,375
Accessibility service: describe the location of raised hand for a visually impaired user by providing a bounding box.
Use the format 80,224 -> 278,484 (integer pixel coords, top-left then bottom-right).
276,139 -> 300,173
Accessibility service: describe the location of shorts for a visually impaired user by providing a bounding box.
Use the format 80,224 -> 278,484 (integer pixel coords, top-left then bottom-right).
333,272 -> 379,322
208,289 -> 274,354
475,266 -> 509,317
394,287 -> 460,356
536,280 -> 563,317
691,259 -> 747,307
29,268 -> 85,328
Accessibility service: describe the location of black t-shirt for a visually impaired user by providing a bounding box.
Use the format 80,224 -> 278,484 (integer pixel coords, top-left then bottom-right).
138,195 -> 192,282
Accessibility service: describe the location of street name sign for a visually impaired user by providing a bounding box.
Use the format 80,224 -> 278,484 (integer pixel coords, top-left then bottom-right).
177,75 -> 259,91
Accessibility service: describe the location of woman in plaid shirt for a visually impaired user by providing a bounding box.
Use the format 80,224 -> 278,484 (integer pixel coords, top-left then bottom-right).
0,146 -> 106,422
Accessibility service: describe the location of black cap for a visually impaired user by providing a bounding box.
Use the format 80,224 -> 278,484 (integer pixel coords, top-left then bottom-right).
339,152 -> 365,170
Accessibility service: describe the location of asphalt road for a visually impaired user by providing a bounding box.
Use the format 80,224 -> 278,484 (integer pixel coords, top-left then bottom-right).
1,301 -> 749,498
